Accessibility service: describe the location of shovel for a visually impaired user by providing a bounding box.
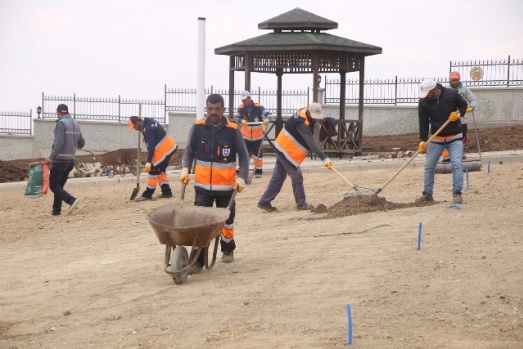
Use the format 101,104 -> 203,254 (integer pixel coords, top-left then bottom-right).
130,104 -> 142,200
374,118 -> 452,195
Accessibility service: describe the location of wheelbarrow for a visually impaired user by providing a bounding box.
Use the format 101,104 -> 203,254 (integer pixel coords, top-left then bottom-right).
147,185 -> 236,284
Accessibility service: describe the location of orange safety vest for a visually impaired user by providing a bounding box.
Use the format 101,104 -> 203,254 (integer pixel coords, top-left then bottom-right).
192,118 -> 239,192
274,108 -> 312,168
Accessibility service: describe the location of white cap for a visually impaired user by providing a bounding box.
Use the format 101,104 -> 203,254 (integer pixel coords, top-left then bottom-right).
419,79 -> 437,98
308,102 -> 323,119
240,91 -> 251,100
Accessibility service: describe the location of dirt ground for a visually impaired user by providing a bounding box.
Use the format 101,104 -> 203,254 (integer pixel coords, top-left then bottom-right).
0,143 -> 522,347
1,125 -> 523,183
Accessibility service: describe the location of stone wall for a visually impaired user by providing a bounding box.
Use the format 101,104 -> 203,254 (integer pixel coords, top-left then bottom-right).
1,87 -> 522,161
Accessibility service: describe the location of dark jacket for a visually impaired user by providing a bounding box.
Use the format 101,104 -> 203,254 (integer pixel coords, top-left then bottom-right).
418,84 -> 468,141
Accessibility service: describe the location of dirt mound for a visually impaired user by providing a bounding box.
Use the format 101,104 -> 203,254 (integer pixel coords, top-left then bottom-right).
313,195 -> 434,218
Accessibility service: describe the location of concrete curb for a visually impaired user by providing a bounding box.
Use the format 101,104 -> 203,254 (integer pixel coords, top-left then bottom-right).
3,150 -> 523,192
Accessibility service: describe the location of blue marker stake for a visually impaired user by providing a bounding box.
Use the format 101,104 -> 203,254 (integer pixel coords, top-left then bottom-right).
466,168 -> 469,190
417,222 -> 422,251
488,161 -> 491,174
346,304 -> 353,346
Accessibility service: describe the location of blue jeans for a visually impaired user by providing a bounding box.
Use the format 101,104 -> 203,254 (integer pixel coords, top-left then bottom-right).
423,139 -> 463,195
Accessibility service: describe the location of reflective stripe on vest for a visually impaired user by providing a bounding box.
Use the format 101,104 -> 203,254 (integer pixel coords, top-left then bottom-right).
274,128 -> 308,167
194,160 -> 236,191
241,124 -> 264,141
151,135 -> 177,166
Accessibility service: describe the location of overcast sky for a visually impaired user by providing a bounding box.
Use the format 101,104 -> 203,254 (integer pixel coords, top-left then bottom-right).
1,0 -> 522,112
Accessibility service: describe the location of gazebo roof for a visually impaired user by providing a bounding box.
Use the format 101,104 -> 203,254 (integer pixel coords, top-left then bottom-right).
258,7 -> 337,31
215,32 -> 381,55
215,8 -> 382,56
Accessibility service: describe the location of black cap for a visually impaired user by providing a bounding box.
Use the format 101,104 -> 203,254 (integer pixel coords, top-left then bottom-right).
129,116 -> 142,125
56,104 -> 69,112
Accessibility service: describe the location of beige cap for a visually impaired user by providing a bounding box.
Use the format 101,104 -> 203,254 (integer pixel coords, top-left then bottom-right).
308,102 -> 323,119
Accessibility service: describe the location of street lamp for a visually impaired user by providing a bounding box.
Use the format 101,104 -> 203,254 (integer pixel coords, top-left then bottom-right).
37,106 -> 42,119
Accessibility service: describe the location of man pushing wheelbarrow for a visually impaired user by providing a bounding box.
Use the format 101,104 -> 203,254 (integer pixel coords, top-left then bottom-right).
179,94 -> 250,271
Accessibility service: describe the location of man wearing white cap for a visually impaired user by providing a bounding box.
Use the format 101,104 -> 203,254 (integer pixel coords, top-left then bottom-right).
257,103 -> 334,212
235,91 -> 273,179
417,79 -> 468,204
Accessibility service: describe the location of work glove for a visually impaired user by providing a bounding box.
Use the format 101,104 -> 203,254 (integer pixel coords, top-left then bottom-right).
144,162 -> 152,173
234,177 -> 246,193
466,107 -> 474,113
418,141 -> 427,154
262,119 -> 269,126
448,111 -> 460,122
179,167 -> 189,185
242,120 -> 248,126
323,157 -> 333,170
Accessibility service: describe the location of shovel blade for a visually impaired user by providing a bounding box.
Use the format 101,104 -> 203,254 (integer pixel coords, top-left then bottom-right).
130,186 -> 140,201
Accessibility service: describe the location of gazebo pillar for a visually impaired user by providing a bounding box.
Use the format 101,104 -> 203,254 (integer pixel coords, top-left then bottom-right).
275,68 -> 284,134
228,56 -> 235,119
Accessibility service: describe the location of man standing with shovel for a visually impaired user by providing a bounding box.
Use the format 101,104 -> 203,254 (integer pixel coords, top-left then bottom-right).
416,79 -> 468,204
129,115 -> 178,201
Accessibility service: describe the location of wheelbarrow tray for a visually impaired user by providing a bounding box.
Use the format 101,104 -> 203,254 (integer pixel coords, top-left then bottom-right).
147,203 -> 229,248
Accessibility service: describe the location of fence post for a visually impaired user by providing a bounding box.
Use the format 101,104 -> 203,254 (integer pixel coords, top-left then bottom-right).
164,84 -> 167,124
507,55 -> 511,87
73,93 -> 76,119
41,92 -> 44,117
30,109 -> 33,135
395,76 -> 398,106
118,95 -> 121,122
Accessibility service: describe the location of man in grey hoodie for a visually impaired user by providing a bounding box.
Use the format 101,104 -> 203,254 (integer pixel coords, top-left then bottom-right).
44,104 -> 85,216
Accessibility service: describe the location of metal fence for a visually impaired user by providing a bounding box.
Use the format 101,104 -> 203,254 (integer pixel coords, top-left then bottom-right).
0,110 -> 33,135
165,85 -> 309,115
324,55 -> 523,105
39,93 -> 165,123
2,56 -> 522,135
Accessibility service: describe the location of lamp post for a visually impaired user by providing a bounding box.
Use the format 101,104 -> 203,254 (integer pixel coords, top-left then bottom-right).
37,106 -> 42,119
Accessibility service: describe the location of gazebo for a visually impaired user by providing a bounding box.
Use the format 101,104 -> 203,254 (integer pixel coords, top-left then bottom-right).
215,8 -> 382,156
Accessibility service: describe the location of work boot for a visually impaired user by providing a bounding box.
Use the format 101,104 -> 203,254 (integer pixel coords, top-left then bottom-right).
415,192 -> 434,203
453,193 -> 463,204
442,157 -> 450,163
257,200 -> 277,212
296,203 -> 314,211
254,169 -> 263,179
221,251 -> 234,263
188,249 -> 205,275
157,193 -> 173,199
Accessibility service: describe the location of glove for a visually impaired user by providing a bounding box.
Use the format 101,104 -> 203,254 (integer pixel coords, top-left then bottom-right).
448,111 -> 460,122
234,177 -> 246,193
144,162 -> 152,173
323,158 -> 333,170
263,119 -> 269,126
179,167 -> 189,185
242,120 -> 248,126
418,141 -> 427,154
466,107 -> 474,113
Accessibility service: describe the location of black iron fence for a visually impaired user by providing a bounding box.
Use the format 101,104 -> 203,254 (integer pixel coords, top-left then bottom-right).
165,86 -> 309,115
39,93 -> 165,123
324,55 -> 523,105
2,56 -> 522,135
0,110 -> 33,135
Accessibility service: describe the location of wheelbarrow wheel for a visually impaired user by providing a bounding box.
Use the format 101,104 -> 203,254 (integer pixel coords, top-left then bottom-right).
170,246 -> 189,285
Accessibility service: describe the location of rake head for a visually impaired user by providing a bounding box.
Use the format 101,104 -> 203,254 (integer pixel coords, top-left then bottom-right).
343,186 -> 378,198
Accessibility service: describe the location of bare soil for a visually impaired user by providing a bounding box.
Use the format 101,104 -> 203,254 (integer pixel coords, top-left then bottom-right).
2,125 -> 523,183
0,130 -> 522,348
